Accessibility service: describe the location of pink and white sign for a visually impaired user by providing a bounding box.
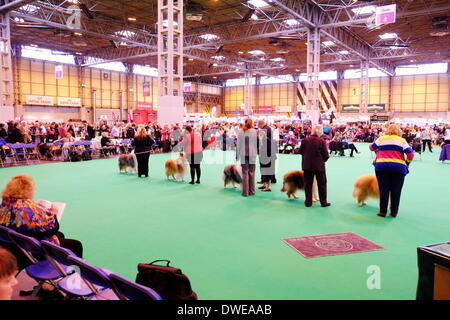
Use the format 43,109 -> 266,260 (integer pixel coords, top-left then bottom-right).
57,97 -> 81,107
184,82 -> 192,92
136,102 -> 153,110
376,4 -> 396,25
55,65 -> 63,79
26,95 -> 54,106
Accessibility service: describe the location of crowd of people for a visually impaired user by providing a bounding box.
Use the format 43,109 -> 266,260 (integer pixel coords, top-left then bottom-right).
1,119 -> 448,153
1,115 -> 450,299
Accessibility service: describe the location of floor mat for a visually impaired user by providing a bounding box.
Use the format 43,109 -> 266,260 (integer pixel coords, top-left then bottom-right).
282,232 -> 385,258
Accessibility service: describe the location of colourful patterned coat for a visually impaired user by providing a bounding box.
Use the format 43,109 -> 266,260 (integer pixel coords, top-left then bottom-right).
0,198 -> 60,244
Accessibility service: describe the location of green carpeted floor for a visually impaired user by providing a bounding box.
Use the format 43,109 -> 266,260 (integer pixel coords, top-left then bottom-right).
1,143 -> 448,299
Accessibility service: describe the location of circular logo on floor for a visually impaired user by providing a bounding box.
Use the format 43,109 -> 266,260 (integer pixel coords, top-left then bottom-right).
314,238 -> 354,251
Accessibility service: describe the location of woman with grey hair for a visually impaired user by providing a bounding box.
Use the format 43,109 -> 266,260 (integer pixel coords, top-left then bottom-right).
236,118 -> 258,197
298,124 -> 330,207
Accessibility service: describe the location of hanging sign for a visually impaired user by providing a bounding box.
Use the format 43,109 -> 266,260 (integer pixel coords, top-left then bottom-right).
184,82 -> 192,92
143,82 -> 150,97
55,65 -> 63,79
376,4 -> 396,25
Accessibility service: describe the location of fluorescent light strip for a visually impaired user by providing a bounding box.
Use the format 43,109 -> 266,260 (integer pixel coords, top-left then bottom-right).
379,33 -> 397,40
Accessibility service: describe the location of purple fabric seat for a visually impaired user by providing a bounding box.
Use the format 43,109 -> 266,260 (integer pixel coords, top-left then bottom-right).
67,255 -> 119,300
8,231 -> 63,299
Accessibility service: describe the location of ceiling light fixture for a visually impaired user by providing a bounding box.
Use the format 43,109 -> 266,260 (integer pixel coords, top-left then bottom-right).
284,19 -> 300,26
248,50 -> 265,55
248,0 -> 270,8
322,41 -> 335,46
200,34 -> 219,41
352,5 -> 376,16
379,33 -> 397,40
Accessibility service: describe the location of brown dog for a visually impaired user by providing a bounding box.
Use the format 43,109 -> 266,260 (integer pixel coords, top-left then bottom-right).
352,174 -> 380,206
165,152 -> 189,181
281,170 -> 319,201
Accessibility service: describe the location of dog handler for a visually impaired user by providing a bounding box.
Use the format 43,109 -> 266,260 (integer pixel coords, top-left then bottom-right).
369,124 -> 414,218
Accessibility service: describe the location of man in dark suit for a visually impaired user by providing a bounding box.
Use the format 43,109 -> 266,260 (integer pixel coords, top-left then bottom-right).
298,124 -> 330,207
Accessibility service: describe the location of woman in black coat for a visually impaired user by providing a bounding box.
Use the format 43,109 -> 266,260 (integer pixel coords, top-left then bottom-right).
132,127 -> 155,178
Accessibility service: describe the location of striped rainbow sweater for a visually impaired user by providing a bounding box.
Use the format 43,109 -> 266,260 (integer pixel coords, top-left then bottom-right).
370,135 -> 414,175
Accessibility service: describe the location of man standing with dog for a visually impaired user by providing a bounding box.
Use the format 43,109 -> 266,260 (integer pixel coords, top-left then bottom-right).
298,124 -> 331,207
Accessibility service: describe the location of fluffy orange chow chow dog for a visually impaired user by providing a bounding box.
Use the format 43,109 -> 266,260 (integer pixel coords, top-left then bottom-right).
352,174 -> 380,206
165,152 -> 189,181
281,170 -> 319,201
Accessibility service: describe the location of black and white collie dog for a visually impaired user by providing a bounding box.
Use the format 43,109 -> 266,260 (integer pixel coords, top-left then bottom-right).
222,164 -> 243,189
118,150 -> 137,174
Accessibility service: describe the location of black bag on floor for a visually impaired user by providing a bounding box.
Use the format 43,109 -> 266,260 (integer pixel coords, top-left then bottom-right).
135,260 -> 198,300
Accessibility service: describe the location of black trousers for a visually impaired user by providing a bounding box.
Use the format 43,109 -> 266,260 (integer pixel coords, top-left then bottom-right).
422,140 -> 432,152
188,152 -> 203,182
304,170 -> 327,206
136,152 -> 150,177
341,143 -> 359,157
375,171 -> 405,215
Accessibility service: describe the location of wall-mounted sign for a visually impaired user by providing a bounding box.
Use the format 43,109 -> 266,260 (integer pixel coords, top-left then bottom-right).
57,97 -> 81,107
258,106 -> 273,113
367,104 -> 386,112
26,95 -> 54,106
275,106 -> 292,113
55,65 -> 63,79
136,102 -> 153,110
376,4 -> 396,25
143,82 -> 150,97
341,104 -> 360,113
370,115 -> 390,122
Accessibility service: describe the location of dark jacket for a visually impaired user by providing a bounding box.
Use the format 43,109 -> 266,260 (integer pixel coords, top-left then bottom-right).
299,135 -> 329,172
132,135 -> 154,154
9,128 -> 24,143
258,125 -> 277,165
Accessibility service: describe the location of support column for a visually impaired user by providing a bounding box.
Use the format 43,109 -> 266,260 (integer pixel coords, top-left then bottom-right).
76,57 -> 88,121
124,63 -> 134,122
337,70 -> 344,114
306,27 -> 320,124
360,59 -> 369,114
157,0 -> 184,125
244,69 -> 252,115
255,75 -> 261,111
0,6 -> 14,122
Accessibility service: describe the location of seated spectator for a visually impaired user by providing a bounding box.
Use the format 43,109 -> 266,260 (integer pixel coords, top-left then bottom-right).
281,131 -> 297,154
100,132 -> 116,156
0,175 -> 83,262
0,248 -> 18,300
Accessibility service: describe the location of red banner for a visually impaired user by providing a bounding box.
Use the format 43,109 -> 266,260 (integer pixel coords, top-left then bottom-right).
257,106 -> 273,113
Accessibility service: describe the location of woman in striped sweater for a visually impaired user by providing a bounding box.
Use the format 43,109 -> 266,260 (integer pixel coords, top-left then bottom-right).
369,124 -> 414,218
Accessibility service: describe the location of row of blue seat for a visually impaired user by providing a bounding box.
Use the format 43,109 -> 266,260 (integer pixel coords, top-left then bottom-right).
0,225 -> 162,300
